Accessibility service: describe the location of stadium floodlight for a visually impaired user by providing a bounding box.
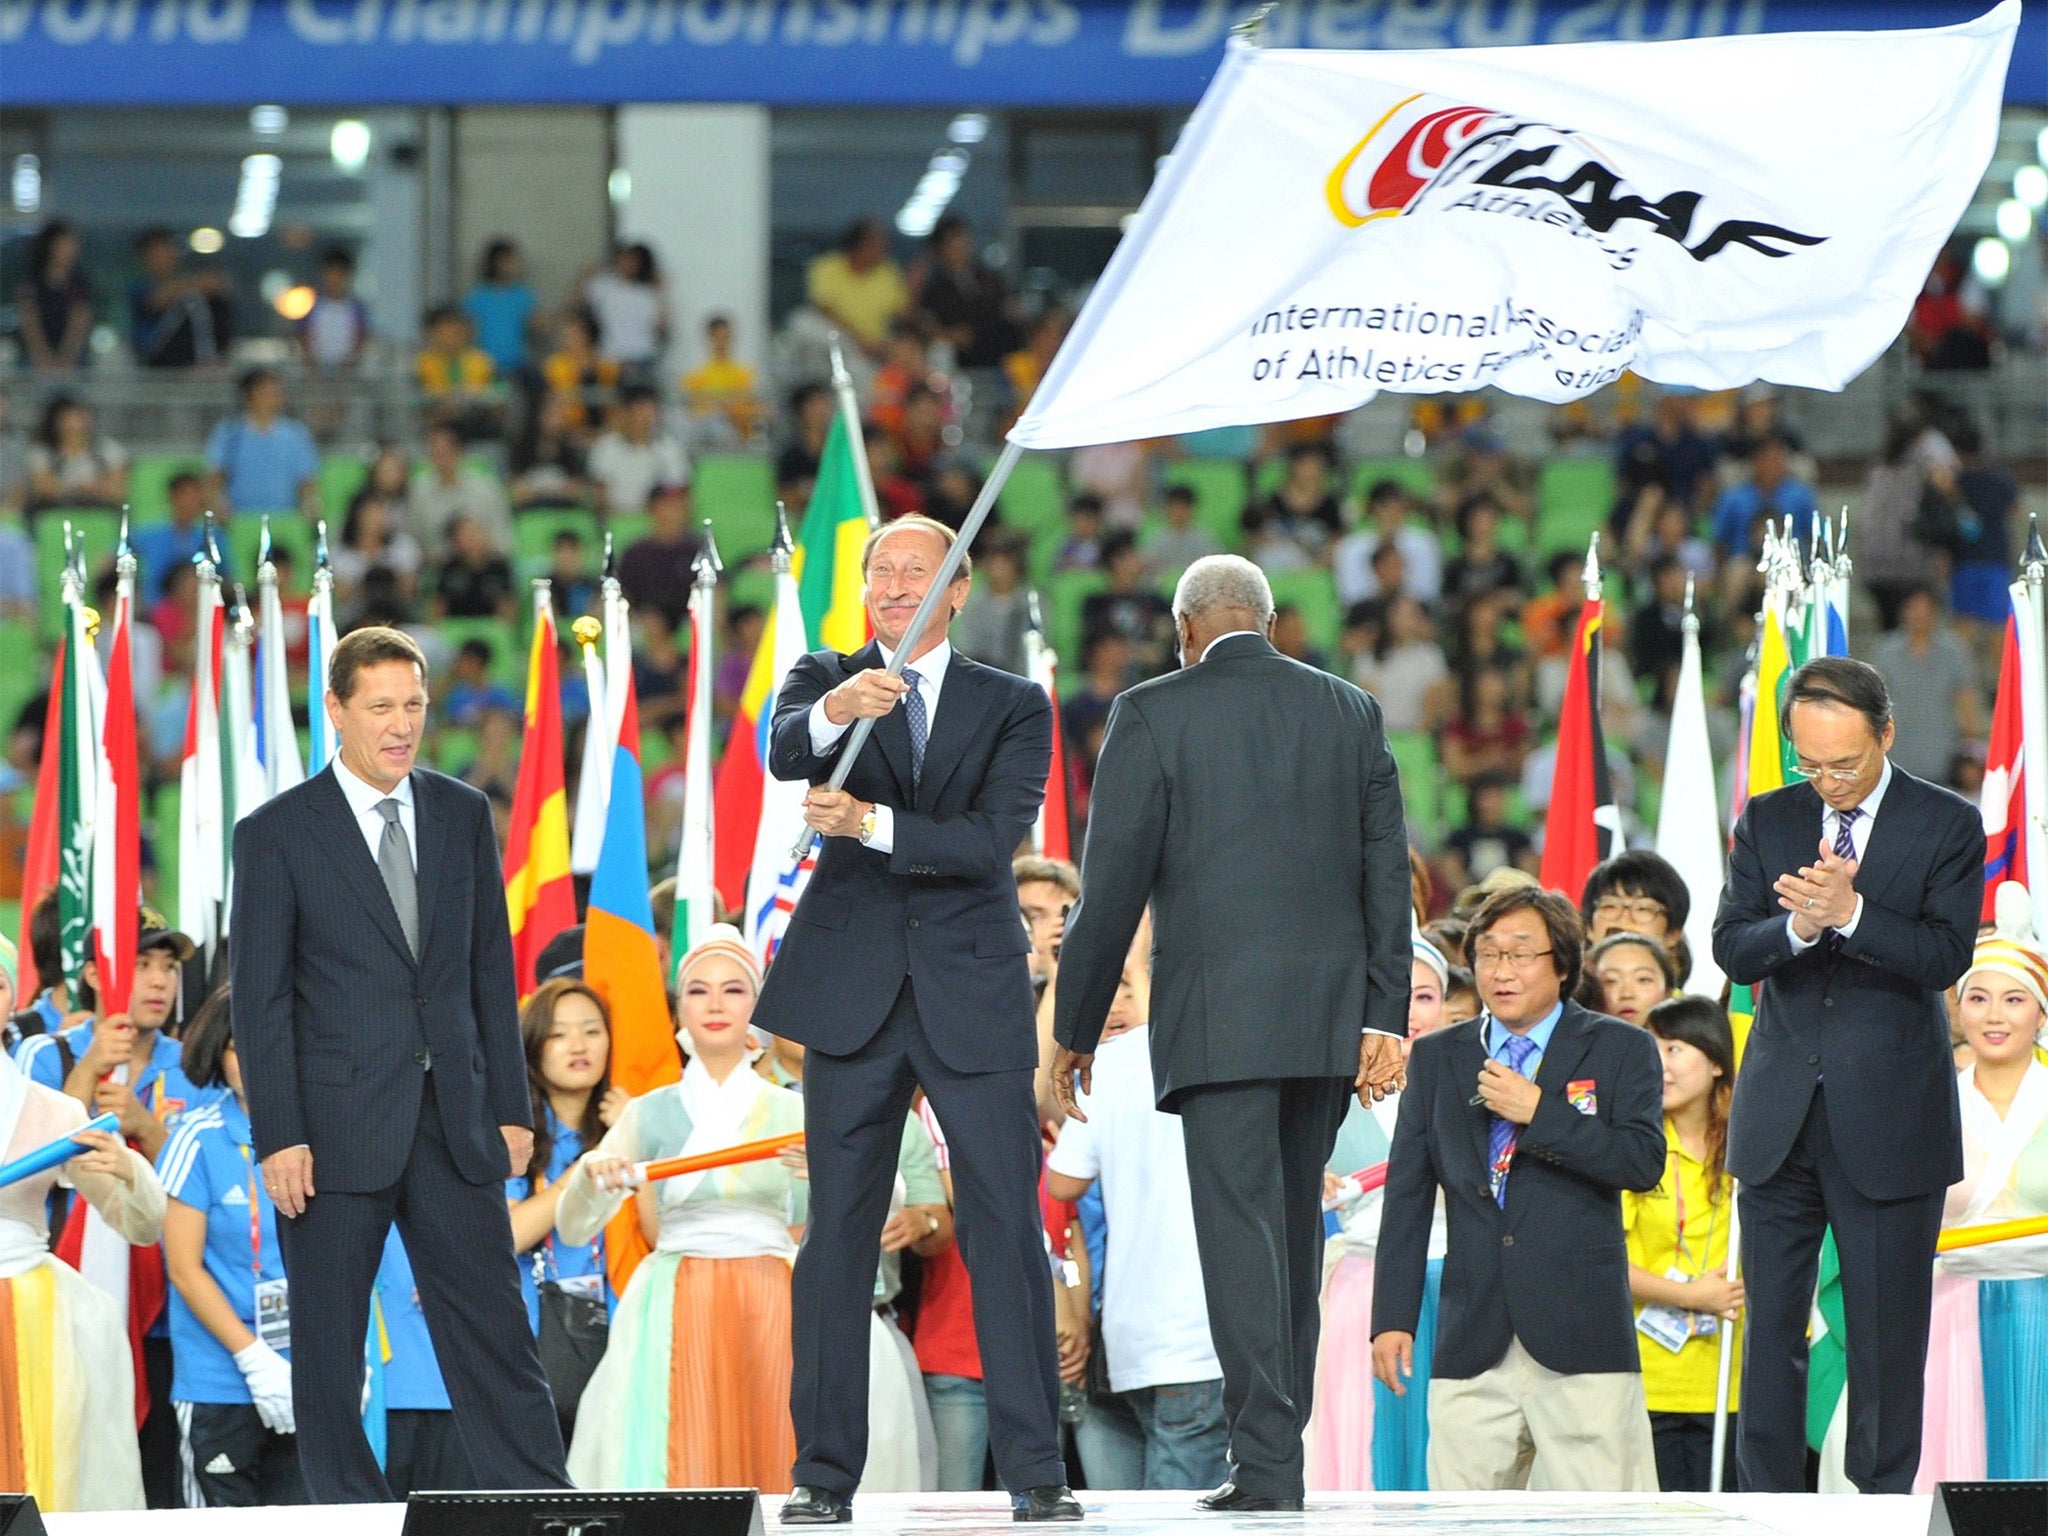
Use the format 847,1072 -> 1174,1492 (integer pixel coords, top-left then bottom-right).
2015,164 -> 2048,211
608,168 -> 632,206
2038,123 -> 2048,167
896,149 -> 970,238
1971,236 -> 2010,286
948,114 -> 989,145
230,153 -> 283,239
11,154 -> 39,215
250,105 -> 289,137
276,285 -> 317,321
1995,198 -> 2032,242
190,227 -> 225,254
331,120 -> 372,173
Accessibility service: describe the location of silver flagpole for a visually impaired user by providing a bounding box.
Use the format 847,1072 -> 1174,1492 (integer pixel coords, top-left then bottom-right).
791,439 -> 1025,861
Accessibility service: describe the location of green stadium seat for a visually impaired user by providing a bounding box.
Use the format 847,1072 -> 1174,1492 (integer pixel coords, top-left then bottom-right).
433,725 -> 480,775
1266,568 -> 1342,654
1537,498 -> 1608,562
430,616 -> 529,693
129,455 -> 204,527
694,455 -> 778,563
152,782 -> 180,917
319,454 -> 369,524
1537,458 -> 1616,559
33,510 -> 121,639
1161,459 -> 1249,551
0,621 -> 44,742
1351,457 -> 1437,502
225,515 -> 316,595
1386,730 -> 1441,841
726,564 -> 776,617
995,455 -> 1067,542
514,509 -> 600,580
1041,570 -> 1106,667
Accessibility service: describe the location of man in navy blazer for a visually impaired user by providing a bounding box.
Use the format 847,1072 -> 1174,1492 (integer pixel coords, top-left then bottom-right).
1714,657 -> 1982,1494
752,515 -> 1077,1523
1372,886 -> 1665,1490
231,626 -> 567,1503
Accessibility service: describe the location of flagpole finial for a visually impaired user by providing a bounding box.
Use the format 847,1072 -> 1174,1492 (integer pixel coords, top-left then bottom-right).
1026,588 -> 1046,634
314,519 -> 330,570
198,510 -> 222,577
829,335 -> 852,393
2023,512 -> 2047,583
602,530 -> 616,584
1233,1 -> 1277,43
769,501 -> 796,576
1581,533 -> 1602,602
570,615 -> 603,653
81,605 -> 101,642
698,518 -> 725,579
258,514 -> 272,570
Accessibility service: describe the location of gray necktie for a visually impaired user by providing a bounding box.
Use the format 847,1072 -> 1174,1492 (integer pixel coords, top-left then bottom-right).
902,667 -> 928,794
376,798 -> 419,957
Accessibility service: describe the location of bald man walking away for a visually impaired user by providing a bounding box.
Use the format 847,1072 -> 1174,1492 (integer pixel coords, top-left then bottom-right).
1053,555 -> 1411,1512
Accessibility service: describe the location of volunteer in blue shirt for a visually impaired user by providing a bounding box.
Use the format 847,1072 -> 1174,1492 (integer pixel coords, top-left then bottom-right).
10,892 -> 73,1046
14,908 -> 218,1162
159,987 -> 306,1508
463,241 -> 538,377
369,1228 -> 477,1498
506,978 -> 629,1333
204,367 -> 319,516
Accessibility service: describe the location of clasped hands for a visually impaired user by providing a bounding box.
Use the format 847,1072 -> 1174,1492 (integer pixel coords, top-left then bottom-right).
1774,835 -> 1860,942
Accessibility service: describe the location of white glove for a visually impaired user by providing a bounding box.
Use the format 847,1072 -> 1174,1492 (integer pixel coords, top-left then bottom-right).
233,1340 -> 297,1435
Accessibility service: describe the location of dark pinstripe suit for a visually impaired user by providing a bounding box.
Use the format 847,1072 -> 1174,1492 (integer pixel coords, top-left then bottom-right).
231,764 -> 569,1502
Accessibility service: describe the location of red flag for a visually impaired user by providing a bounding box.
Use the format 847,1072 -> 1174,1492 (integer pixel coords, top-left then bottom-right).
17,635 -> 67,1000
93,585 -> 141,1016
1042,711 -> 1073,863
1981,610 -> 2028,919
1540,597 -> 1621,899
505,599 -> 575,997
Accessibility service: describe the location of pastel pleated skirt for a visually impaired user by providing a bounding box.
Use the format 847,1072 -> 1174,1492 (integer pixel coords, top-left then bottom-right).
1306,1252 -> 1440,1491
0,1258 -> 146,1510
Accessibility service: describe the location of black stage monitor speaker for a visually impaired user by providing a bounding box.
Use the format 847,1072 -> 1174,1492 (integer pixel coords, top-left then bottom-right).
402,1488 -> 765,1536
0,1497 -> 44,1536
1930,1482 -> 2048,1536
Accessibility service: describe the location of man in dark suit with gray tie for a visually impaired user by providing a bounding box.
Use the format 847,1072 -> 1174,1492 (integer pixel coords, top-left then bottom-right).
1715,656 -> 1983,1494
1050,555 -> 1412,1512
753,515 -> 1078,1524
231,626 -> 568,1503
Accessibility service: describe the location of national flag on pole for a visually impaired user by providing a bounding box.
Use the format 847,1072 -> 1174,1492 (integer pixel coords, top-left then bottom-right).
1747,604 -> 1796,804
1024,606 -> 1070,862
739,563 -> 816,966
56,565 -> 98,987
1540,591 -> 1619,899
306,536 -> 338,774
1654,596 -> 1725,1001
90,547 -> 140,1016
17,631 -> 66,999
255,535 -> 304,799
792,414 -> 876,654
1005,6 -> 2016,449
505,589 -> 575,997
569,620 -> 612,879
1982,609 -> 2028,915
674,558 -> 718,961
178,561 -> 227,965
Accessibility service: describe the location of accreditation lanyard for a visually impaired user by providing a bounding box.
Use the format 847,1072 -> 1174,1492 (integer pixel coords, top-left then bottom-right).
241,1142 -> 293,1352
238,1143 -> 264,1280
1667,1148 -> 1719,1280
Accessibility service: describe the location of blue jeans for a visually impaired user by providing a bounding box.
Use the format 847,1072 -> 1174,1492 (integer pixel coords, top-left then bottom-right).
1125,1379 -> 1230,1491
924,1374 -> 990,1491
1073,1392 -> 1145,1490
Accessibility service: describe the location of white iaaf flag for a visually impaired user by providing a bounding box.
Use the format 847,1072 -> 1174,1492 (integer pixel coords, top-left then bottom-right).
1010,3 -> 2017,449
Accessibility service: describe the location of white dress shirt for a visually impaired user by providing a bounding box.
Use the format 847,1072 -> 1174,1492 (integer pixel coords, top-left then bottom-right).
332,755 -> 417,871
1786,757 -> 1891,951
807,639 -> 953,855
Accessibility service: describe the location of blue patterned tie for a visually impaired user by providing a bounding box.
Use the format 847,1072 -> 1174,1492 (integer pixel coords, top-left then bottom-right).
1833,804 -> 1860,862
1487,1033 -> 1540,1209
901,667 -> 928,795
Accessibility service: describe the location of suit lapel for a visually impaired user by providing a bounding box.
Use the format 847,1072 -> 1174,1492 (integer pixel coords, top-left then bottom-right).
1449,1019 -> 1493,1195
1847,768 -> 1920,912
304,766 -> 416,967
917,658 -> 994,809
409,771 -> 447,959
1533,1003 -> 1598,1102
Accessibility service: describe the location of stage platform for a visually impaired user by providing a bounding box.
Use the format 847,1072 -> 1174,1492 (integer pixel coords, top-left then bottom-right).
41,1489 -> 1933,1536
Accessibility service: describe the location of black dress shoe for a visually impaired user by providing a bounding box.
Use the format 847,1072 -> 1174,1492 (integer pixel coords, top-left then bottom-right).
781,1486 -> 853,1524
1013,1485 -> 1084,1522
1196,1481 -> 1305,1513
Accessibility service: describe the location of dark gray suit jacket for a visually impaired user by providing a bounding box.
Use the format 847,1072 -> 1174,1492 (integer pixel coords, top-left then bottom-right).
230,765 -> 531,1192
1053,633 -> 1411,1106
1714,768 -> 1980,1200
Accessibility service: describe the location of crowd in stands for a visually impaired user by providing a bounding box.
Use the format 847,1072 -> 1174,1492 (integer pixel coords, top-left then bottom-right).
0,210 -> 2043,1511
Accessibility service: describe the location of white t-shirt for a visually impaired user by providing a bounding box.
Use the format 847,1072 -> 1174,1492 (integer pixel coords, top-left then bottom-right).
584,272 -> 666,364
1046,1027 -> 1222,1393
587,431 -> 691,514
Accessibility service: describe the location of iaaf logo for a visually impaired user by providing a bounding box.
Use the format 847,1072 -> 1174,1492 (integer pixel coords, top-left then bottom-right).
1325,96 -> 1824,268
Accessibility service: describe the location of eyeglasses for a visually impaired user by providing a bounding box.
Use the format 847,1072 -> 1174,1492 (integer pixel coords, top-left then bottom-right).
1472,947 -> 1555,973
1790,762 -> 1865,785
1593,897 -> 1667,922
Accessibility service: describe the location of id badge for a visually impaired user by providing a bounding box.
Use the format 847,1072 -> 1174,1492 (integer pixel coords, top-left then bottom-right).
1635,1302 -> 1692,1354
1665,1264 -> 1720,1338
556,1273 -> 603,1303
254,1277 -> 292,1353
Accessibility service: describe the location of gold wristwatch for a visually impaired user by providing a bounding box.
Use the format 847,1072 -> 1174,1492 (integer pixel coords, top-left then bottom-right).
858,807 -> 878,846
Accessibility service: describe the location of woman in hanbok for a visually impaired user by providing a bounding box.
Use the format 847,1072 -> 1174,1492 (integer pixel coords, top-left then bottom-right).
1307,933 -> 1452,1490
558,926 -> 806,1491
0,1035 -> 165,1509
1918,882 -> 2048,1488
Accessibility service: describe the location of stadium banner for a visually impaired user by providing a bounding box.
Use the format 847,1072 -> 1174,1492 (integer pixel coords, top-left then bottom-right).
0,1 -> 2039,108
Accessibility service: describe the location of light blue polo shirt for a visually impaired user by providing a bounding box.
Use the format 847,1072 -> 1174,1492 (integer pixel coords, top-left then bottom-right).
15,1021 -> 223,1127
205,414 -> 318,513
160,1097 -> 286,1404
374,1228 -> 453,1411
505,1105 -> 612,1333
